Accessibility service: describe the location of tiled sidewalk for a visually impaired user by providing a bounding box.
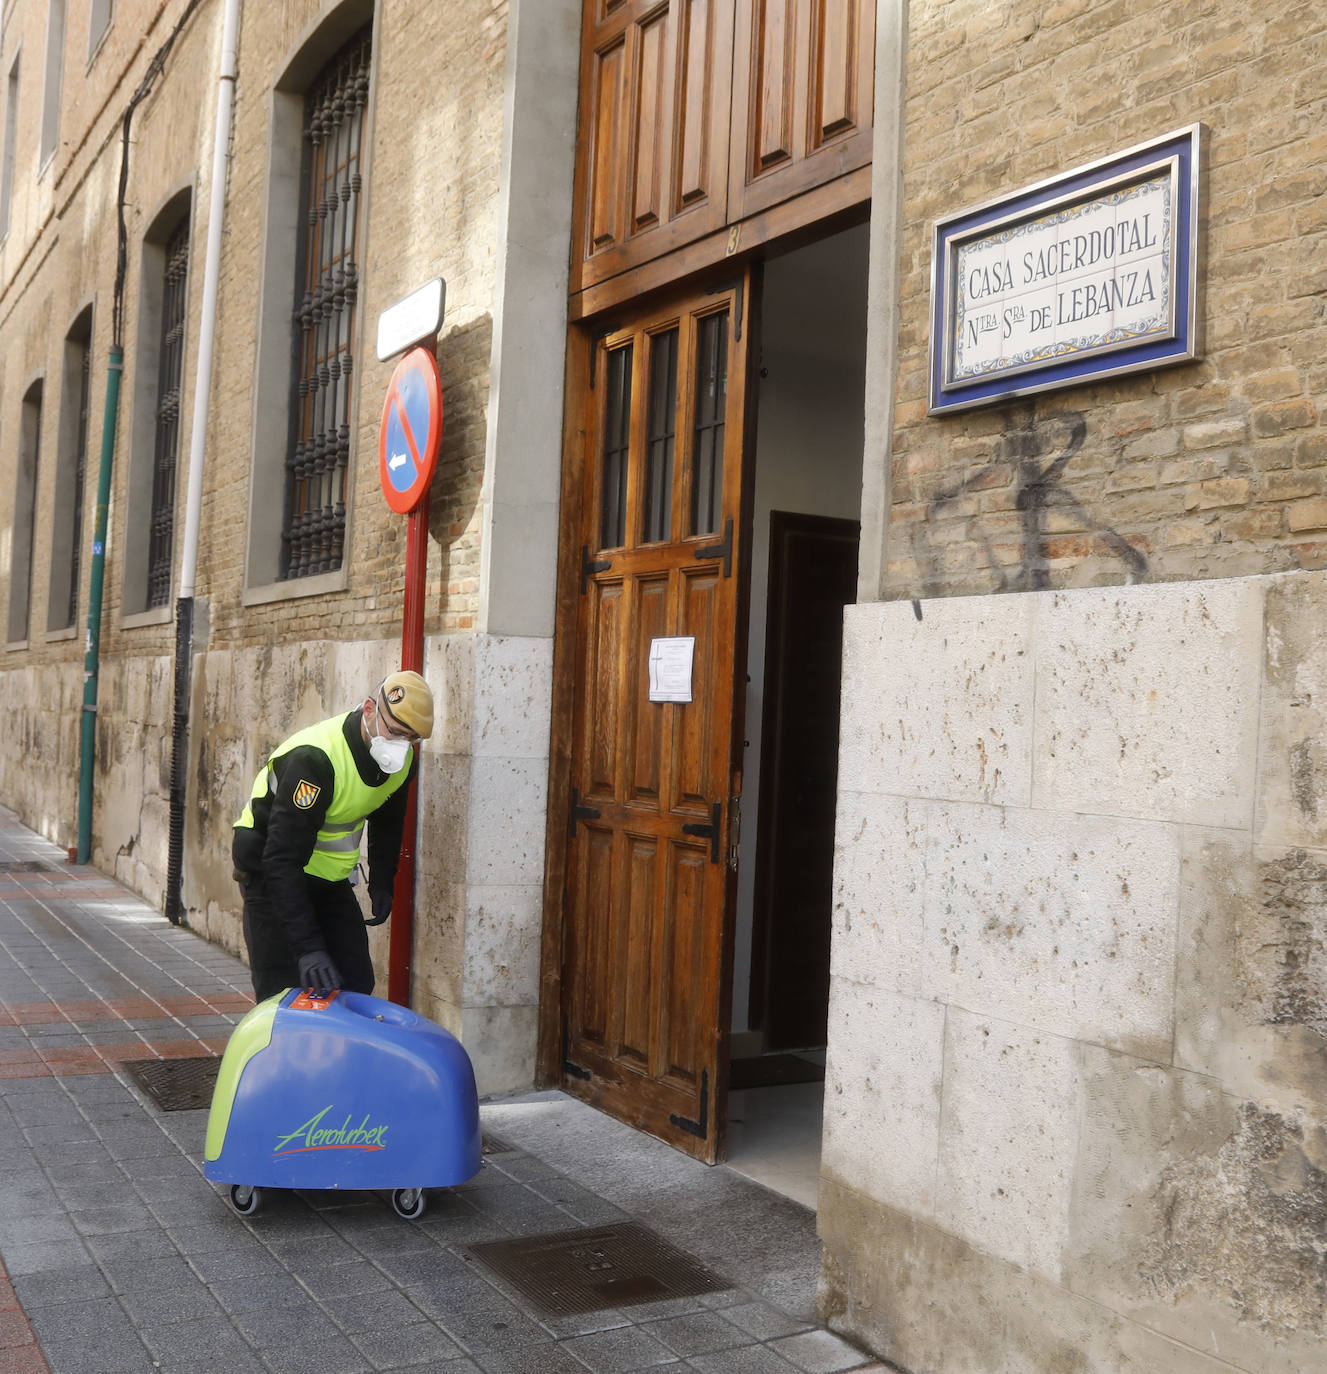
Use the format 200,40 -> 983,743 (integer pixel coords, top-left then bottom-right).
0,807 -> 880,1374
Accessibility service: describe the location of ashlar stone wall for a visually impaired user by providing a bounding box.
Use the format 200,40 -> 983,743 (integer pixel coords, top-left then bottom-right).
820,570 -> 1327,1374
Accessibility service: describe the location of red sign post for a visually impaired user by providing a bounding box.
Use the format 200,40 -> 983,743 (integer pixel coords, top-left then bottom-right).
378,346 -> 443,1006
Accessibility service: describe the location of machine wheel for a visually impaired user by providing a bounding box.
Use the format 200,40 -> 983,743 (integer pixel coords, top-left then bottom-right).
392,1187 -> 426,1220
228,1184 -> 263,1216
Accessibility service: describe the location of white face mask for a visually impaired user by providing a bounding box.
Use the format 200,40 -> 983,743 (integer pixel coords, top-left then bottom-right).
368,707 -> 412,774
369,734 -> 411,774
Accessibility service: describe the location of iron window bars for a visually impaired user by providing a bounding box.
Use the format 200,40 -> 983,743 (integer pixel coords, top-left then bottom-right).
282,27 -> 371,581
147,215 -> 190,610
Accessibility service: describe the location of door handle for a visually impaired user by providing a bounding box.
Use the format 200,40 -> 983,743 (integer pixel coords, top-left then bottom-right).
681,801 -> 722,864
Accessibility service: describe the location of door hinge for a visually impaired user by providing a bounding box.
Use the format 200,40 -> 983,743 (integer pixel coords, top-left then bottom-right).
569,787 -> 602,837
693,516 -> 733,578
562,1014 -> 591,1082
581,545 -> 612,593
669,1069 -> 710,1139
681,801 -> 722,865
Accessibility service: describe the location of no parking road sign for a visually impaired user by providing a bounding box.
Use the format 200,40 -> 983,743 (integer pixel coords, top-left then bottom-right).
378,347 -> 443,513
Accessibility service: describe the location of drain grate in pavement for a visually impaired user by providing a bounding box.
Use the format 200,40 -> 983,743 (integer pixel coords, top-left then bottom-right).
122,1056 -> 222,1111
482,1134 -> 513,1154
0,860 -> 54,873
468,1222 -> 732,1317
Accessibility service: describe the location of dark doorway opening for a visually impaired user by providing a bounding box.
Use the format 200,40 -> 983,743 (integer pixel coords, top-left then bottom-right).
747,511 -> 859,1052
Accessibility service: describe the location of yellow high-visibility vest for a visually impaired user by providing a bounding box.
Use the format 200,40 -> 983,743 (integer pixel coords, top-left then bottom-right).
235,712 -> 409,880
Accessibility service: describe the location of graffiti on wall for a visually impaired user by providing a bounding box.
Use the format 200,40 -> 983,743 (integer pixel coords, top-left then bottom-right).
910,409 -> 1148,596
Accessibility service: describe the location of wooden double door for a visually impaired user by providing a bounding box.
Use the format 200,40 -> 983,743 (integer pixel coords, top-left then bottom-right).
560,275 -> 753,1162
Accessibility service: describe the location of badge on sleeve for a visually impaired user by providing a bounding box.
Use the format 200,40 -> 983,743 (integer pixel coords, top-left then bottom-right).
292,780 -> 321,810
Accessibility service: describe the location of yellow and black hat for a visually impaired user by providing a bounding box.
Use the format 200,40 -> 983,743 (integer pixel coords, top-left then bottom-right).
378,670 -> 434,739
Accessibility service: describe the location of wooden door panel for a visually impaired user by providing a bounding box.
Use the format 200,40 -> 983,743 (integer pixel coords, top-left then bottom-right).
618,833 -> 660,1067
562,277 -> 751,1161
810,0 -> 857,145
631,10 -> 670,235
570,821 -> 618,1049
674,0 -> 716,212
672,566 -> 721,810
583,579 -> 626,797
729,0 -> 875,221
661,840 -> 709,1081
628,574 -> 670,805
588,39 -> 628,253
572,1 -> 735,293
752,0 -> 796,175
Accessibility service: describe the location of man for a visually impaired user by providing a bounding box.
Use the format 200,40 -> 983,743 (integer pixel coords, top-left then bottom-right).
232,670 -> 433,1001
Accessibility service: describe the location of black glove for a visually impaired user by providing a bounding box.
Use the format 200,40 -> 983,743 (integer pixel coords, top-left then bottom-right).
366,887 -> 392,927
296,950 -> 342,998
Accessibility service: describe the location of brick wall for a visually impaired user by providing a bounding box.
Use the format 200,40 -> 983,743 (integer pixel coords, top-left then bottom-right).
197,0 -> 509,652
887,0 -> 1327,600
0,1 -> 212,840
0,0 -> 514,869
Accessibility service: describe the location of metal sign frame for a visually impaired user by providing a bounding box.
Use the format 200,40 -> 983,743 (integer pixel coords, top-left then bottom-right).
928,125 -> 1204,415
376,278 -> 446,362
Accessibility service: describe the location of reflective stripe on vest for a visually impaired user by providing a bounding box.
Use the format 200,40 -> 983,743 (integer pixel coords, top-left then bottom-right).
235,712 -> 410,880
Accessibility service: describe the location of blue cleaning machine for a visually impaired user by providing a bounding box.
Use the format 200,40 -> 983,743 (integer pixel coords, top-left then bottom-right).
204,988 -> 481,1218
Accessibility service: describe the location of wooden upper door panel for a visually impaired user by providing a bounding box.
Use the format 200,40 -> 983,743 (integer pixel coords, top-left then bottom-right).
730,0 -> 875,222
571,1 -> 874,298
572,0 -> 736,294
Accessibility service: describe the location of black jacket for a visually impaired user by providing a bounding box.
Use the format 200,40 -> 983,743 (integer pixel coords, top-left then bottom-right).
232,708 -> 416,955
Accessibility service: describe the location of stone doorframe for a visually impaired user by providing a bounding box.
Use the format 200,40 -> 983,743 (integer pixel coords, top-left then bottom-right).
439,0 -> 580,1093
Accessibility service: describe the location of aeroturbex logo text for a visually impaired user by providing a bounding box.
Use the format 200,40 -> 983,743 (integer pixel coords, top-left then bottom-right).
273,1106 -> 389,1155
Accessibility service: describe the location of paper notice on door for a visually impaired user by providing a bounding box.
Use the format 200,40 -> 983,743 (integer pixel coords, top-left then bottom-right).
648,636 -> 695,703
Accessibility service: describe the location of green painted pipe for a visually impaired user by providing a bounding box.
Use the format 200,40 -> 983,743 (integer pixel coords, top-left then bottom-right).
77,346 -> 123,865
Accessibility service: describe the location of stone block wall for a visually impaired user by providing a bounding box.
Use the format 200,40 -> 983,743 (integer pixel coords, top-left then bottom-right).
819,571 -> 1327,1373
883,0 -> 1327,600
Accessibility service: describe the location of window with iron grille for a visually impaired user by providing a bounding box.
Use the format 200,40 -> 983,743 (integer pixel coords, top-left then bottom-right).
282,27 -> 371,581
8,382 -> 42,645
147,216 -> 190,609
1,54 -> 19,240
65,344 -> 90,627
48,308 -> 92,633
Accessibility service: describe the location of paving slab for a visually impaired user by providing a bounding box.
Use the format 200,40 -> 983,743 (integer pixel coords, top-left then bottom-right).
0,805 -> 877,1374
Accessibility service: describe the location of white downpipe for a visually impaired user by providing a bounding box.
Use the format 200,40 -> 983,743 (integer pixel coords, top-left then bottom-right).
178,0 -> 241,600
